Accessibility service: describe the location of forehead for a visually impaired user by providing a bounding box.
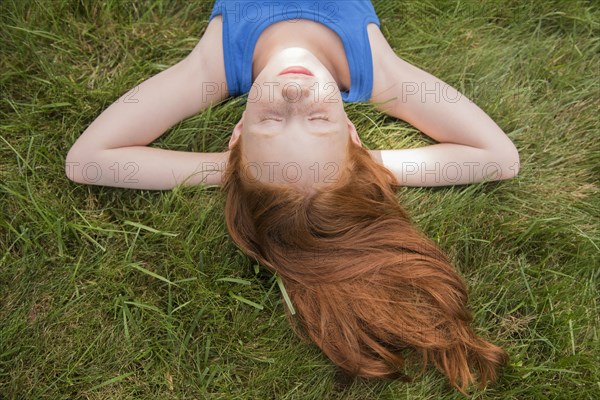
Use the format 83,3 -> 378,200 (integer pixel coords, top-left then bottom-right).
240,137 -> 347,181
239,154 -> 347,188
242,131 -> 346,159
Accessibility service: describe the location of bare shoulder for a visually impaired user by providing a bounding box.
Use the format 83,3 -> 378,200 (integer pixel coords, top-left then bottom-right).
366,23 -> 398,104
187,15 -> 228,96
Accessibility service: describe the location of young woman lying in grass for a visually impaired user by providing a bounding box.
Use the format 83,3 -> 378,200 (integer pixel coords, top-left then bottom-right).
65,0 -> 519,394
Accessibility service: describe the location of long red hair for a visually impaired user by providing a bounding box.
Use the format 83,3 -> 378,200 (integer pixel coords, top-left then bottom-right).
220,133 -> 508,394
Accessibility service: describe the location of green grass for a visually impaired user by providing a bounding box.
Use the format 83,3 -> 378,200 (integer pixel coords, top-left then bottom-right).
1,0 -> 598,398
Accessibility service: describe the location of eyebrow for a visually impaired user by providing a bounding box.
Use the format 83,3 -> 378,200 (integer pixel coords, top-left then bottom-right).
256,101 -> 331,114
249,129 -> 338,138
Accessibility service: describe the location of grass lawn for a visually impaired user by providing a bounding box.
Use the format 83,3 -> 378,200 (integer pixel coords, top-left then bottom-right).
1,0 -> 598,398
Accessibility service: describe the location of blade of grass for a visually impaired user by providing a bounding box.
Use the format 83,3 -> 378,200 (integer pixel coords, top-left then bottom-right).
276,275 -> 296,315
228,291 -> 264,310
88,372 -> 134,392
123,220 -> 178,237
129,262 -> 179,287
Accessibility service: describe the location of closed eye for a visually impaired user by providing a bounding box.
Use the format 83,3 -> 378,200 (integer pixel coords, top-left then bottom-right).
309,115 -> 330,121
259,116 -> 283,122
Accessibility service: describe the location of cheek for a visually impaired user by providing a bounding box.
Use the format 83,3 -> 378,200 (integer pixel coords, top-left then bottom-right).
316,83 -> 342,103
247,83 -> 268,104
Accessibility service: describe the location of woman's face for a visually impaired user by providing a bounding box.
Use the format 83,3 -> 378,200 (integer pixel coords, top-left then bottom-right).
228,47 -> 362,191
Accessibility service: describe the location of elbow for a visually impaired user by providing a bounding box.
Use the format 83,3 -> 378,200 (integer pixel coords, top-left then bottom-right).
65,131 -> 110,184
65,148 -> 82,184
496,143 -> 520,181
65,145 -> 94,184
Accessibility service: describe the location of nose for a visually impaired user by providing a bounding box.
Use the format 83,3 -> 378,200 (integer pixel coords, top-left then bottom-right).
282,83 -> 310,103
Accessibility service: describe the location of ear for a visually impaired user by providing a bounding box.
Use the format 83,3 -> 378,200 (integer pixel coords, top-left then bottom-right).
347,118 -> 362,147
228,112 -> 245,150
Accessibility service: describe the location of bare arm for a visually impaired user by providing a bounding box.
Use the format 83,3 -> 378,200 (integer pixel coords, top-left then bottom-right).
65,18 -> 230,190
368,28 -> 519,187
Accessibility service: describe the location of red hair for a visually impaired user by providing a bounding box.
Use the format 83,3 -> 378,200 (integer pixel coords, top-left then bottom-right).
220,133 -> 508,394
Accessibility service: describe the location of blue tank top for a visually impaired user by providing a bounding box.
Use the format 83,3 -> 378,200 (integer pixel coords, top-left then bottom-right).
209,0 -> 381,102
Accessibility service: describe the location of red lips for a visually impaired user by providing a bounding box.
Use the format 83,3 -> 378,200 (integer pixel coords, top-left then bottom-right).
278,66 -> 314,76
